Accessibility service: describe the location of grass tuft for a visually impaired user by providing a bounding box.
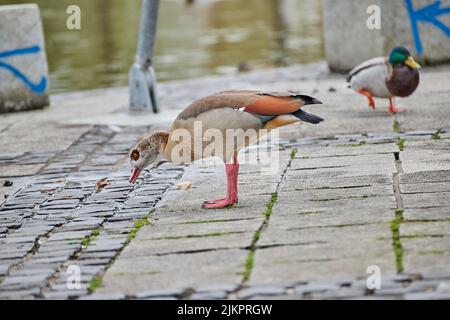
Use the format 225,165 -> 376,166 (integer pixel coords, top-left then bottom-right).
392,120 -> 400,133
81,229 -> 100,247
432,129 -> 442,140
397,138 -> 406,151
290,149 -> 298,160
88,276 -> 102,293
127,216 -> 150,242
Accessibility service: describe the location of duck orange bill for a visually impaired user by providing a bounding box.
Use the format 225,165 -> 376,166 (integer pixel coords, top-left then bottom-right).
129,167 -> 142,184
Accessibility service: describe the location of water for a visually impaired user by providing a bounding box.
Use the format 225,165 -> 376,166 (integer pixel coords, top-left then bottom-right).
1,0 -> 324,93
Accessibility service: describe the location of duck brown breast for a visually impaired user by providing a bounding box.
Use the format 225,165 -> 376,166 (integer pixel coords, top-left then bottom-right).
386,65 -> 420,97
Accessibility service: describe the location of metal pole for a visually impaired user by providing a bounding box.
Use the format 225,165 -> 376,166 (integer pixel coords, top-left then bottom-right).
129,0 -> 160,113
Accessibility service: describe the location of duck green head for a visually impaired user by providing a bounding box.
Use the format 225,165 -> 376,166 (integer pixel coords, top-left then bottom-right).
389,46 -> 421,69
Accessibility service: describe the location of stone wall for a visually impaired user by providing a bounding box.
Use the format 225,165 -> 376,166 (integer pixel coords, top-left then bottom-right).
0,4 -> 49,113
322,0 -> 450,71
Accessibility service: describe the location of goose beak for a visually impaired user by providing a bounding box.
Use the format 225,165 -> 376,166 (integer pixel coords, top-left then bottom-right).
405,56 -> 421,69
129,167 -> 142,184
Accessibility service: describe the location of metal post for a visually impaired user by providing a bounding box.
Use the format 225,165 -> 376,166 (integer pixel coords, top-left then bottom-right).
129,0 -> 160,113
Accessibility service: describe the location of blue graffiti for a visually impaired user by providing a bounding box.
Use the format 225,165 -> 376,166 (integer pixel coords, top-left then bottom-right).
0,45 -> 47,94
405,0 -> 450,55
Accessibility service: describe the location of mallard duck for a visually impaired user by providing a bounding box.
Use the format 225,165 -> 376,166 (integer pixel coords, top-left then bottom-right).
347,46 -> 421,113
128,90 -> 323,209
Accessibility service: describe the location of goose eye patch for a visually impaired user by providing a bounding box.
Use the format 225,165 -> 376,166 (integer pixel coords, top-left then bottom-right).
131,150 -> 140,161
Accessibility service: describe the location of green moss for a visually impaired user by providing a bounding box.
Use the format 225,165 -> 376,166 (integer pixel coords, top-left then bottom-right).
397,138 -> 406,151
243,251 -> 255,281
264,193 -> 278,218
81,229 -> 100,247
242,191 -> 279,283
352,141 -> 366,147
88,276 -> 102,293
390,209 -> 404,273
290,149 -> 298,160
392,120 -> 400,133
432,129 -> 442,140
127,215 -> 150,241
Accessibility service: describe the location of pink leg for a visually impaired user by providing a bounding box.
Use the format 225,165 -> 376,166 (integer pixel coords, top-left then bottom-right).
202,155 -> 239,209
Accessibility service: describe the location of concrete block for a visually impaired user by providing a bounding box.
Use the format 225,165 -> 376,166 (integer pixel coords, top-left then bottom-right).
0,4 -> 49,112
322,0 -> 450,71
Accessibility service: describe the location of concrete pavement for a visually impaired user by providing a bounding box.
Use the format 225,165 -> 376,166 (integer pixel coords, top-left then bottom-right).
1,63 -> 450,299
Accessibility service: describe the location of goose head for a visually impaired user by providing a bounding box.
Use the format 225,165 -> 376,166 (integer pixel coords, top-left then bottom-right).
129,132 -> 169,184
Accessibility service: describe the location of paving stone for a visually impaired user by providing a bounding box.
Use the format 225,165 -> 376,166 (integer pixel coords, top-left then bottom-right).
80,293 -> 125,300
238,285 -> 286,299
43,290 -> 88,299
0,287 -> 40,299
76,204 -> 117,215
1,236 -> 38,244
47,230 -> 92,241
294,282 -> 340,295
134,288 -> 184,299
190,291 -> 228,299
404,292 -> 450,300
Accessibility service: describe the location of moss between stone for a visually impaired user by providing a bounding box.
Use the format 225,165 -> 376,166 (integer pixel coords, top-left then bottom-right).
127,216 -> 150,242
352,141 -> 366,147
81,229 -> 100,247
290,149 -> 298,160
242,192 -> 279,282
264,193 -> 278,219
88,275 -> 102,293
432,129 -> 442,140
126,210 -> 155,242
390,209 -> 405,273
393,120 -> 400,133
397,138 -> 406,151
243,251 -> 255,281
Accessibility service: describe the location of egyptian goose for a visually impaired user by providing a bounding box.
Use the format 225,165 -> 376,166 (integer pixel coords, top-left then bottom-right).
347,46 -> 421,113
129,90 -> 323,209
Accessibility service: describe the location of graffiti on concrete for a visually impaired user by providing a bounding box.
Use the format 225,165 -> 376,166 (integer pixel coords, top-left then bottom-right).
0,45 -> 47,94
405,0 -> 450,55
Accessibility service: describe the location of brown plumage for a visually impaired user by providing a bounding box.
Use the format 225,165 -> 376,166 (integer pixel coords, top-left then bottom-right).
129,90 -> 324,209
386,65 -> 420,98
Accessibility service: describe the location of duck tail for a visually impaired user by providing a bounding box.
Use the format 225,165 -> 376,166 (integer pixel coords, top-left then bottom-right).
291,109 -> 324,124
